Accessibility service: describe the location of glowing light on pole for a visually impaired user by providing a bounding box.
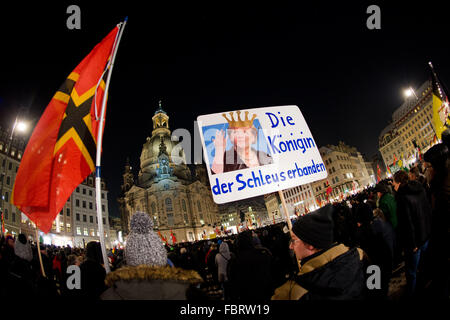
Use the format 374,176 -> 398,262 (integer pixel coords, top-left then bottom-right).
404,86 -> 418,100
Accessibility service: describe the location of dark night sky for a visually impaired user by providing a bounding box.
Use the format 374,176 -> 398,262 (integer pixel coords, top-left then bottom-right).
1,1 -> 450,218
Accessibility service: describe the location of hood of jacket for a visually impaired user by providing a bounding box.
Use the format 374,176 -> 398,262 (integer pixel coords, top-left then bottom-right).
102,265 -> 203,300
14,239 -> 33,262
218,242 -> 231,260
295,244 -> 365,300
397,180 -> 425,196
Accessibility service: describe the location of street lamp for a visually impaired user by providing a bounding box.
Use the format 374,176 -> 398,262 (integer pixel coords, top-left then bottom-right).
16,121 -> 28,133
404,86 -> 418,100
0,111 -> 28,236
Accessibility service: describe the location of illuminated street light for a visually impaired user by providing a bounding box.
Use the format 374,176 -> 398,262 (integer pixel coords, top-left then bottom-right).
404,86 -> 418,99
16,121 -> 27,132
404,88 -> 413,97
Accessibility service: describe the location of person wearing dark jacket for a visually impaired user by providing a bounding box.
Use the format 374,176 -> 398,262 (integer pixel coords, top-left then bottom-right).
272,204 -> 366,300
7,234 -> 34,298
80,241 -> 107,299
375,182 -> 398,230
229,231 -> 273,300
31,244 -> 58,297
423,142 -> 450,299
355,203 -> 395,299
393,170 -> 432,297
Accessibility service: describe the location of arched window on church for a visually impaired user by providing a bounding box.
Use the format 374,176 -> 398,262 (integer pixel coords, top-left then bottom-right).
167,213 -> 174,227
197,200 -> 202,213
165,198 -> 173,212
151,202 -> 156,214
182,199 -> 187,212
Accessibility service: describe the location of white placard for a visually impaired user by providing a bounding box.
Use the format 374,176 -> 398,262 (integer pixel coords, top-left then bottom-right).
197,105 -> 327,204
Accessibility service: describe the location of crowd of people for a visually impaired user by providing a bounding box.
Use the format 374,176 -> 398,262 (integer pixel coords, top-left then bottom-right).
0,133 -> 448,301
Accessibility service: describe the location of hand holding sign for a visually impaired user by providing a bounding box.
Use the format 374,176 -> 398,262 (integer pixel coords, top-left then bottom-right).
211,129 -> 227,174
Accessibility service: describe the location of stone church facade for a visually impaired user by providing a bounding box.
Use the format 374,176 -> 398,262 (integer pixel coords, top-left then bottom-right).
117,103 -> 221,242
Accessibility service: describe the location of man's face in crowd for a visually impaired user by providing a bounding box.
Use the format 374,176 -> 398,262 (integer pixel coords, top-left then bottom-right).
289,231 -> 314,261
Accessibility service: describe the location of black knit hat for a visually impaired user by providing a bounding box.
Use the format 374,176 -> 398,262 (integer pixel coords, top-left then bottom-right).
424,143 -> 449,170
374,182 -> 390,194
292,204 -> 334,249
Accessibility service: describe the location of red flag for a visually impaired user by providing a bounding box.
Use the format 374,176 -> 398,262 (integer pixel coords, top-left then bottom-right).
377,164 -> 381,182
1,211 -> 5,233
393,154 -> 398,167
12,26 -> 120,233
158,231 -> 168,244
316,198 -> 322,207
170,230 -> 177,244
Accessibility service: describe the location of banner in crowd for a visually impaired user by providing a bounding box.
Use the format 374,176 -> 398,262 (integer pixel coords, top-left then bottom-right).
197,105 -> 327,203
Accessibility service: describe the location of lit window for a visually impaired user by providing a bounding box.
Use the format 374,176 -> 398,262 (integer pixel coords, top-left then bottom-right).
76,227 -> 81,235
83,227 -> 88,236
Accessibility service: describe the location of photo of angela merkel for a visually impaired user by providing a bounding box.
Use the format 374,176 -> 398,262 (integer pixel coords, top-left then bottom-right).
211,111 -> 272,174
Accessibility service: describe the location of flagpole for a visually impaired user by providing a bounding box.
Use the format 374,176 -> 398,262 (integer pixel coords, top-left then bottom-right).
35,228 -> 46,278
95,18 -> 127,274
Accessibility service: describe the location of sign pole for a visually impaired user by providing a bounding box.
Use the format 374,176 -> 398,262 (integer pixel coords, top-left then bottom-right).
278,190 -> 303,272
278,190 -> 292,230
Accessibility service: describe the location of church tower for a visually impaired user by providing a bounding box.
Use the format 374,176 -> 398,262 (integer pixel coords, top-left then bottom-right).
119,102 -> 221,242
122,157 -> 134,193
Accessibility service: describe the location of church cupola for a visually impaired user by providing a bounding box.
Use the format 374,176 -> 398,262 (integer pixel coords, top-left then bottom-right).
152,100 -> 170,136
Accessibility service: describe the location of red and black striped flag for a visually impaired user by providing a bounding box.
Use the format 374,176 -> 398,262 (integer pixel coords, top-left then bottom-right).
12,26 -> 120,233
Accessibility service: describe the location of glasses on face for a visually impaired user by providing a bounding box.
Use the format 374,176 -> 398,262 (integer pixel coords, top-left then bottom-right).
289,238 -> 300,246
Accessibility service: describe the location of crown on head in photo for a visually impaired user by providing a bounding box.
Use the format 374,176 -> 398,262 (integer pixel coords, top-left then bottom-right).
222,111 -> 257,129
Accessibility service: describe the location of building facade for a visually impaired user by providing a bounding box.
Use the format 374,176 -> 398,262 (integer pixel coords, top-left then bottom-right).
118,104 -> 221,243
264,193 -> 283,223
312,142 -> 375,203
19,172 -> 113,248
0,126 -> 26,236
219,196 -> 269,232
379,80 -> 436,171
1,123 -> 113,247
282,183 -> 317,216
71,173 -> 111,248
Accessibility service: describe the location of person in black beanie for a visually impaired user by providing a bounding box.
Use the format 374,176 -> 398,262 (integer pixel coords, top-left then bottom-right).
272,204 -> 366,300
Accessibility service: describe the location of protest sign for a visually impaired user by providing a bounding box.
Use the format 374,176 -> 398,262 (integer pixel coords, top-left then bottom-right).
197,105 -> 327,204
